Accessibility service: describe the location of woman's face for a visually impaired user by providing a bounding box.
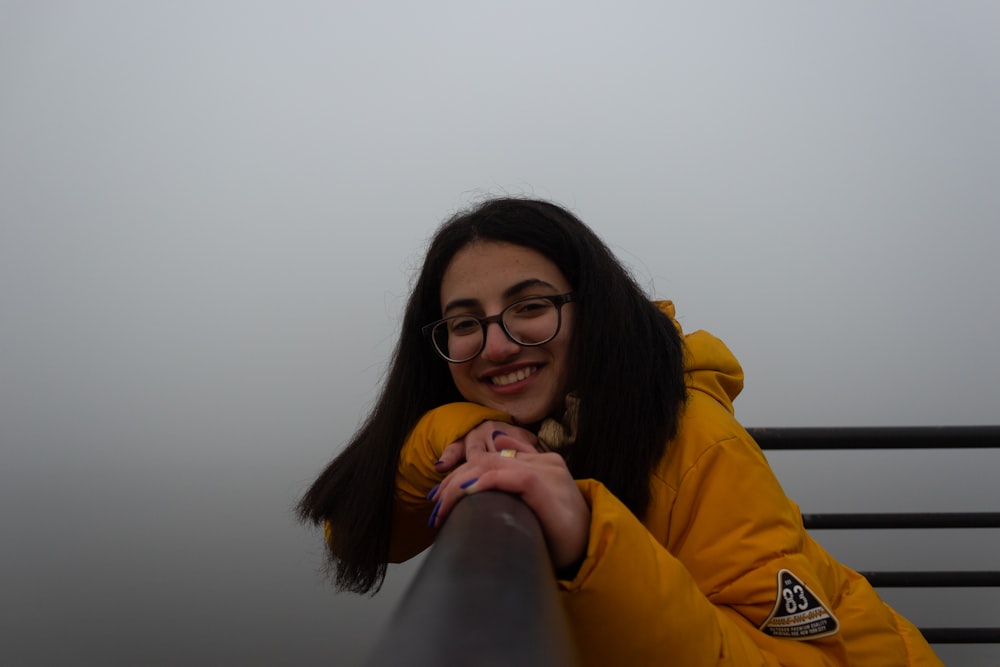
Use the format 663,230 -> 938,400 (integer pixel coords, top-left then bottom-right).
438,241 -> 574,425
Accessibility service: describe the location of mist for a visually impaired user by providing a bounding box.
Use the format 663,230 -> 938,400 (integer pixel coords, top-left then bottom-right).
1,2 -> 997,664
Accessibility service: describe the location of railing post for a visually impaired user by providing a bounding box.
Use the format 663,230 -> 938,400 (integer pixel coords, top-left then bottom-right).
365,491 -> 580,666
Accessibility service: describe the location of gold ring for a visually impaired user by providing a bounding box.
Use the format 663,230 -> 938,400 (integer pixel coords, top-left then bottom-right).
499,449 -> 517,459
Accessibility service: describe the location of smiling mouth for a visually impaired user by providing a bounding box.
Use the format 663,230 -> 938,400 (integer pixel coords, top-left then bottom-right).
490,366 -> 538,386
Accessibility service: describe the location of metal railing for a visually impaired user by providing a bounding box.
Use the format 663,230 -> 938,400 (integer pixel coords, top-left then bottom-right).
368,426 -> 999,660
750,425 -> 1000,645
365,491 -> 579,666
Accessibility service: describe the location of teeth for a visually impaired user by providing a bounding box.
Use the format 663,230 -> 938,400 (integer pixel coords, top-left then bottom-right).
491,366 -> 536,386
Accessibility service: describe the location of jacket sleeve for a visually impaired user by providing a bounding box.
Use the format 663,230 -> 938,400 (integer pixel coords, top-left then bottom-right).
560,479 -> 849,665
557,423 -> 894,667
388,402 -> 511,562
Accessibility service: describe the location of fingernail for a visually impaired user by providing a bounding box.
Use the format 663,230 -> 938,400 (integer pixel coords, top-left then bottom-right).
426,484 -> 440,500
428,499 -> 442,527
433,459 -> 445,467
460,477 -> 479,490
491,430 -> 507,441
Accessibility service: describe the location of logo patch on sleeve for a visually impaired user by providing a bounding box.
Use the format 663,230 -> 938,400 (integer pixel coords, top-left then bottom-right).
759,569 -> 840,640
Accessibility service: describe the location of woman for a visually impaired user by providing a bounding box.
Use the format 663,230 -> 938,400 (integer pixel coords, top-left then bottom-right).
299,197 -> 941,666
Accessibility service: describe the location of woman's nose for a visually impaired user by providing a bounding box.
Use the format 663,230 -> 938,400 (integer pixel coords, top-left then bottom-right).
481,321 -> 520,361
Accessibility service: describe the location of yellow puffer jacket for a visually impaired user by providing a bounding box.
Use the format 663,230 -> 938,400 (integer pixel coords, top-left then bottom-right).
391,302 -> 943,666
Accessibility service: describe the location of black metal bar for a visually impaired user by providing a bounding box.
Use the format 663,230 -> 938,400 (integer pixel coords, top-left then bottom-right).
802,512 -> 1000,530
748,425 -> 1000,450
860,571 -> 1000,587
365,491 -> 580,667
920,628 -> 1000,644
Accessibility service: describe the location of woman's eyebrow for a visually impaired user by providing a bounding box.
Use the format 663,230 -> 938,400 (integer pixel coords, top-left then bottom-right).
503,278 -> 558,299
441,297 -> 480,314
442,279 -> 559,314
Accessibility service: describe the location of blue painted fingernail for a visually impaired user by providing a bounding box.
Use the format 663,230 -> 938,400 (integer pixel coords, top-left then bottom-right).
491,430 -> 507,441
426,484 -> 440,500
433,459 -> 445,467
428,499 -> 442,527
460,477 -> 479,490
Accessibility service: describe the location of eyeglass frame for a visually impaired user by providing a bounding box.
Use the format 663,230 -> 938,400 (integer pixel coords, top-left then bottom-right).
421,292 -> 576,363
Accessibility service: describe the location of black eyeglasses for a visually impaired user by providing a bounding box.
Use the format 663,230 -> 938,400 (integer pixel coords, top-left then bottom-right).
422,293 -> 575,363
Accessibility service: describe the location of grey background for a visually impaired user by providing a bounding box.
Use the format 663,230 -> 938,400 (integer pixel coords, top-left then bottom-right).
1,2 -> 997,665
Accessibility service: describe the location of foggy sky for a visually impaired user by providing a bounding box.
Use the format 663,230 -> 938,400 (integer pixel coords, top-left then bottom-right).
1,2 -> 997,665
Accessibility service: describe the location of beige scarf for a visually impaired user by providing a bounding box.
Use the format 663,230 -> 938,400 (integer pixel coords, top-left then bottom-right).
537,393 -> 580,453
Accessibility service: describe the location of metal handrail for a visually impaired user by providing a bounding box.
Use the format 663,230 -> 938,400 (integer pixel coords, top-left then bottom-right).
370,427 -> 999,654
861,571 -> 1000,587
748,425 -> 1000,450
365,491 -> 580,666
801,512 -> 1000,530
920,628 -> 1000,644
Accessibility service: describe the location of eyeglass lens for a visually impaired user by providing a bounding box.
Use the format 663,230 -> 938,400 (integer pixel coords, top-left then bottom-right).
432,297 -> 561,362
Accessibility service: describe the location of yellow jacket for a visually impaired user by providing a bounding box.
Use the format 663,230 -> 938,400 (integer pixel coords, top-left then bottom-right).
391,302 -> 942,666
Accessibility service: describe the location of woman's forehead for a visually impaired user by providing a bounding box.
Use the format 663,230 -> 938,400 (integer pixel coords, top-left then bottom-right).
439,241 -> 569,308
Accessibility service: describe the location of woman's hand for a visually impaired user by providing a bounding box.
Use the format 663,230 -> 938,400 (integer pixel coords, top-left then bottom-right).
427,446 -> 590,571
433,420 -> 539,472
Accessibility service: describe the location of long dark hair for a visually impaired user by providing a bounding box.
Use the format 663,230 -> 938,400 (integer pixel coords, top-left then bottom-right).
298,197 -> 686,593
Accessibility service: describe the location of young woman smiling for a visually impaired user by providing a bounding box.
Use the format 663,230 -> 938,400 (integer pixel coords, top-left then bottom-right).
299,197 -> 941,666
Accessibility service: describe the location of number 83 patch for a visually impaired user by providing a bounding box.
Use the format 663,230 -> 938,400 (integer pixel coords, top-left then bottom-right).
759,569 -> 840,640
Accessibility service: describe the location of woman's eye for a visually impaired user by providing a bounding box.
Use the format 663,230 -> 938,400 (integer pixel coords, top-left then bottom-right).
449,318 -> 481,335
510,300 -> 551,316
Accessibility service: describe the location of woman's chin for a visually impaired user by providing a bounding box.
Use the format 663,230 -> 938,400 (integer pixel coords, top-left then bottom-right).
471,387 -> 563,427
500,402 -> 557,428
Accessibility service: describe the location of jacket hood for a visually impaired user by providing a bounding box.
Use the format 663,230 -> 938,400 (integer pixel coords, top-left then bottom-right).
655,300 -> 744,414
